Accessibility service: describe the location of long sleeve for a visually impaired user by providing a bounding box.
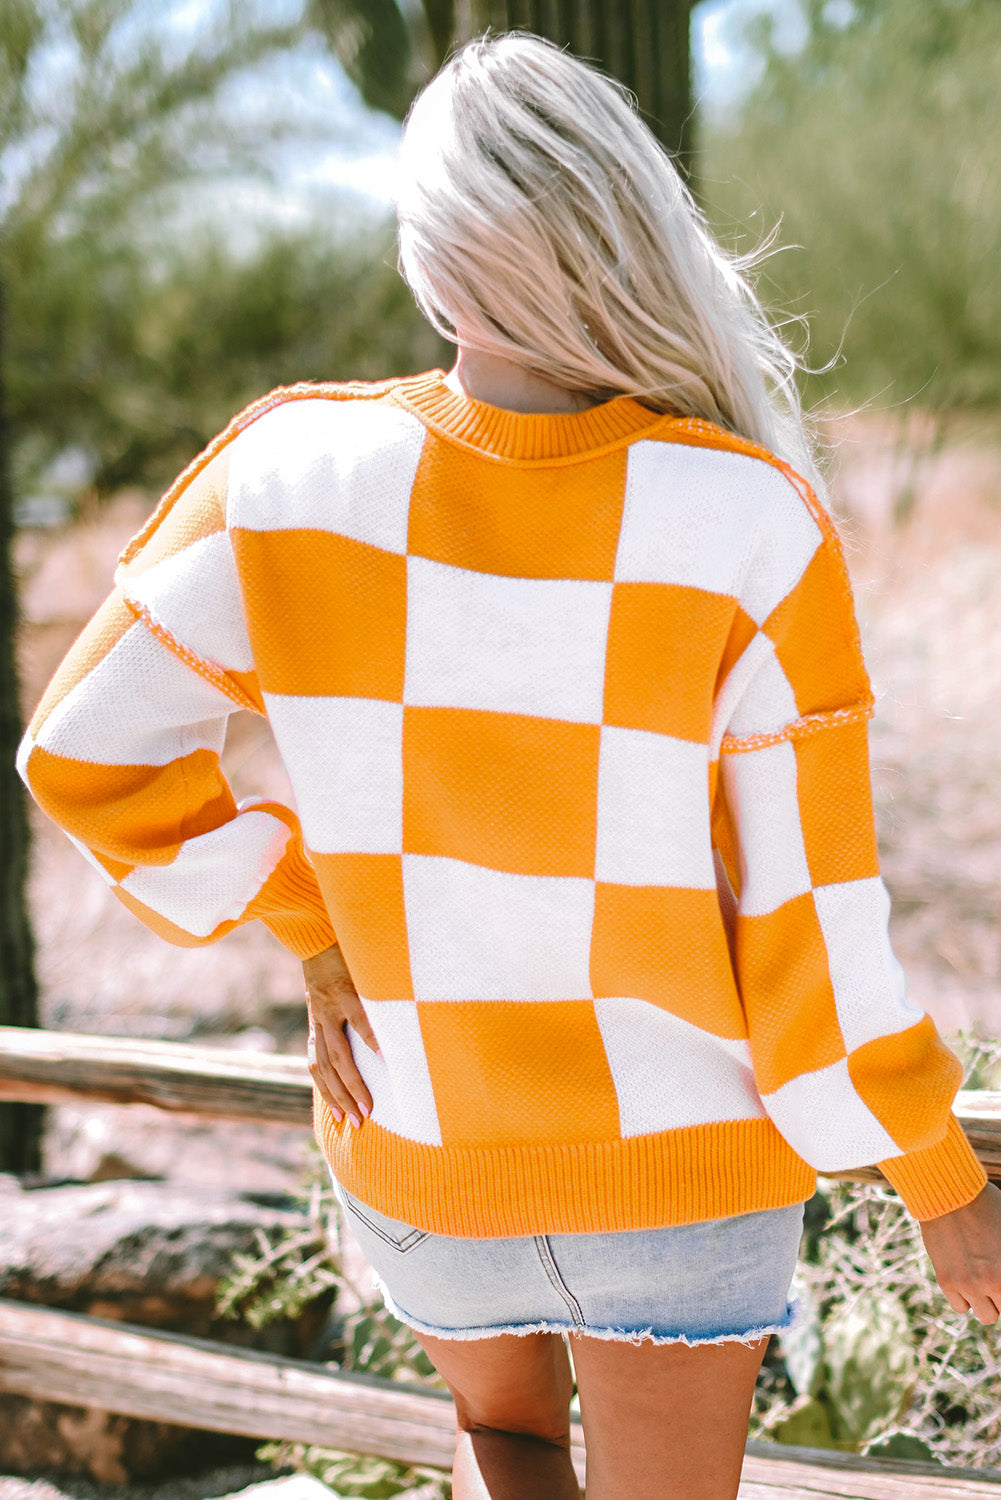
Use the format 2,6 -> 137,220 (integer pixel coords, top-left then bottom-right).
713,460 -> 986,1220
17,443 -> 337,961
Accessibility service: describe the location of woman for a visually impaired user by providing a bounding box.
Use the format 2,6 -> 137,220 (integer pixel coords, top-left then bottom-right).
19,31 -> 1001,1500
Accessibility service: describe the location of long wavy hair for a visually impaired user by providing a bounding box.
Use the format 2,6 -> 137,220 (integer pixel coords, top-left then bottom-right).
395,31 -> 821,487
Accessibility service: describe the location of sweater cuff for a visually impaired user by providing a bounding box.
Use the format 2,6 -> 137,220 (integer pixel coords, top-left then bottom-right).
878,1113 -> 988,1221
256,836 -> 338,960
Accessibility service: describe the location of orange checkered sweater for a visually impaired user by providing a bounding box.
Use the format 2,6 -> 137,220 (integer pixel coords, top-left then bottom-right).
19,371 -> 986,1234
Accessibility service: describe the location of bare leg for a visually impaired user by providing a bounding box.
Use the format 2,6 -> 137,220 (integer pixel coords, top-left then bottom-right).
570,1332 -> 769,1500
415,1329 -> 579,1500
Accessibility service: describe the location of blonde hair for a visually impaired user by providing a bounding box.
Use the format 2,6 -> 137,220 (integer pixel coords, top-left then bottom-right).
395,31 -> 821,487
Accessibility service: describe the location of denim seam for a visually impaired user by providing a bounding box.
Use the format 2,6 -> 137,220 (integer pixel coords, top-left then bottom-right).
533,1235 -> 585,1327
343,1196 -> 430,1254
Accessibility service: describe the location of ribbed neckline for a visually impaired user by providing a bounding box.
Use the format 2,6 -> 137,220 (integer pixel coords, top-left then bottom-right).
391,369 -> 668,462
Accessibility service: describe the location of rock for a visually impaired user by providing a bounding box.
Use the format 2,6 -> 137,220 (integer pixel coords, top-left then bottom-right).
0,1177 -> 336,1485
0,1461 -> 283,1499
0,1177 -> 317,1339
0,1404 -> 256,1489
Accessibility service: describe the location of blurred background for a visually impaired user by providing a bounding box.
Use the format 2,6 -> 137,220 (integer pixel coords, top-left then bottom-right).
2,0 -> 999,1189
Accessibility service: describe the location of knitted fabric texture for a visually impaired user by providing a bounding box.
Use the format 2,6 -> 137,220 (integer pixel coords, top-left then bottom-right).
19,370 -> 986,1234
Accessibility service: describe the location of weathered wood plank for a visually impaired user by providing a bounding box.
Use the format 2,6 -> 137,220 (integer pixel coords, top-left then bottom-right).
741,1440 -> 1001,1497
0,1026 -> 313,1125
0,1300 -> 456,1469
0,1028 -> 998,1181
2,1303 -> 1001,1495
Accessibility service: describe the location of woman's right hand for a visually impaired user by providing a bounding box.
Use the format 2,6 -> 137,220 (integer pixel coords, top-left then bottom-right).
302,942 -> 379,1128
919,1181 -> 1001,1323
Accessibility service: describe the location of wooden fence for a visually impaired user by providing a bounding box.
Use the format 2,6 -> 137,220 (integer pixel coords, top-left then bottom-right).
2,1023 -> 1001,1499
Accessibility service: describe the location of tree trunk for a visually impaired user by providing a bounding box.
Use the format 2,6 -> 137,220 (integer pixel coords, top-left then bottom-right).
457,0 -> 694,169
0,278 -> 43,1174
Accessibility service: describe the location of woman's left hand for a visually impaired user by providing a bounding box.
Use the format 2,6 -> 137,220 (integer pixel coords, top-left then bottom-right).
919,1181 -> 1001,1323
302,942 -> 379,1127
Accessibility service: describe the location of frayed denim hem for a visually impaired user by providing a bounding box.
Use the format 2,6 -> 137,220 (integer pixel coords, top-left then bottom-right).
376,1280 -> 801,1349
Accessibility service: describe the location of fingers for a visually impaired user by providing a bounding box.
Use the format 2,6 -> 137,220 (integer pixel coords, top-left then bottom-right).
966,1293 -> 1001,1325
338,986 -> 381,1056
919,1186 -> 1001,1325
305,992 -> 376,1128
302,944 -> 380,1055
306,1019 -> 344,1121
316,1013 -> 375,1126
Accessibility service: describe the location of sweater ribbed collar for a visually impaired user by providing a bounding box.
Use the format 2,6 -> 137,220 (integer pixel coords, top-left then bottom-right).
391,369 -> 667,462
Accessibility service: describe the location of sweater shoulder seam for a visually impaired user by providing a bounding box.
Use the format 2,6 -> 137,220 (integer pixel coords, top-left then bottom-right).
117,381 -> 403,571
720,697 -> 875,754
122,597 -> 259,713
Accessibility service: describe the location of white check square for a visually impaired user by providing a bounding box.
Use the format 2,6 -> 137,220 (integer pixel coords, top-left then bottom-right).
118,531 -> 254,673
37,623 -> 230,768
721,635 -> 800,743
720,739 -> 812,915
595,726 -> 714,887
403,854 -> 595,1000
814,877 -> 924,1053
595,997 -> 766,1137
614,443 -> 783,595
346,1003 -> 442,1146
762,1056 -> 900,1171
403,554 -> 612,723
121,810 -> 290,937
228,398 -> 423,552
740,479 -> 823,626
264,694 -> 403,854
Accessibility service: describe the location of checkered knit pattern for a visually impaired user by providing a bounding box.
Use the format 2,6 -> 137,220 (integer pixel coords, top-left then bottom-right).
19,371 -> 986,1233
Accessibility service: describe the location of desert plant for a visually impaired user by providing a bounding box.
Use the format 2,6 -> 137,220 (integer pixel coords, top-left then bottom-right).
702,0 -> 1001,417
752,1031 -> 1001,1465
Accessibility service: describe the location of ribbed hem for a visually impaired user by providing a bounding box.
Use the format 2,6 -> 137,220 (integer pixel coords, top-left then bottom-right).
390,370 -> 668,463
315,1103 -> 817,1238
878,1113 -> 988,1221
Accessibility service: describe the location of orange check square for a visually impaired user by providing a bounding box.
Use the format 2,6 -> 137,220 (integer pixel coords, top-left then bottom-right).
736,892 -> 846,1093
310,852 -> 413,999
232,528 -> 407,700
124,450 -> 228,578
794,719 -> 879,887
847,1016 -> 962,1151
604,581 -> 735,742
591,882 -> 746,1039
408,435 -> 627,581
403,707 -> 600,877
764,544 -> 870,717
418,1000 -> 619,1147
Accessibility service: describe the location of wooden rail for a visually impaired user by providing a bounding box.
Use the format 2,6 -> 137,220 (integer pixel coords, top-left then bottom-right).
0,1025 -> 313,1125
2,1302 -> 1001,1497
0,1025 -> 999,1181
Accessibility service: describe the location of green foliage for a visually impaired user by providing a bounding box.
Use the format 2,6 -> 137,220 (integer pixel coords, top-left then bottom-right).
754,1034 -> 1001,1463
701,0 -> 1001,414
9,216 -> 444,498
2,0 -> 448,507
752,1170 -> 1001,1465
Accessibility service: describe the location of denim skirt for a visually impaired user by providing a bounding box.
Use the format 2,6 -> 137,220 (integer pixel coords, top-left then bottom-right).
331,1176 -> 806,1348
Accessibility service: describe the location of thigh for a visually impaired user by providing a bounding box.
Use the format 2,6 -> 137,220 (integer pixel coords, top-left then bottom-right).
415,1329 -> 574,1445
570,1331 -> 769,1500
